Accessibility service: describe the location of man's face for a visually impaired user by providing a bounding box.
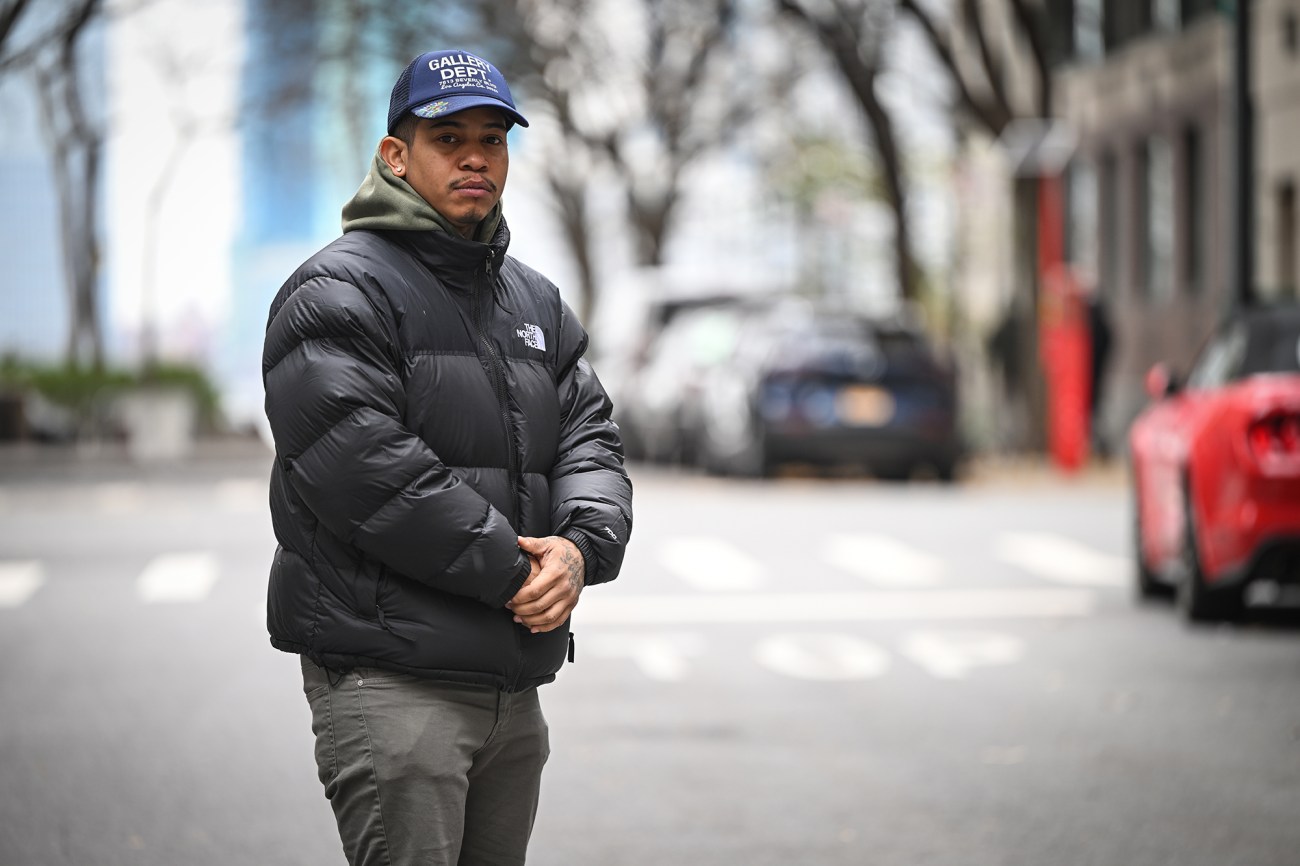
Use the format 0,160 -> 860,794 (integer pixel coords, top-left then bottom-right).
386,106 -> 509,238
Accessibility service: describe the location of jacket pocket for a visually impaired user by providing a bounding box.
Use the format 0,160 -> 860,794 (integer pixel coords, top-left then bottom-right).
354,558 -> 385,622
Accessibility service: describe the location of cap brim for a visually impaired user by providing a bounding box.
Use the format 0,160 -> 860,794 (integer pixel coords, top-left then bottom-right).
410,94 -> 529,128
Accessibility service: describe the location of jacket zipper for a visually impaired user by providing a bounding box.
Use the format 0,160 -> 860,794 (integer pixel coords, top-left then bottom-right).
473,253 -> 522,529
474,251 -> 526,691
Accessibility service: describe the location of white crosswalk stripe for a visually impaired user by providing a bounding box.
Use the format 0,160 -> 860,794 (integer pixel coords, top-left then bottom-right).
0,530 -> 1131,610
823,533 -> 946,587
657,536 -> 765,591
215,479 -> 267,512
0,561 -> 45,608
136,552 -> 220,603
578,588 -> 1094,625
584,633 -> 706,682
993,531 -> 1127,587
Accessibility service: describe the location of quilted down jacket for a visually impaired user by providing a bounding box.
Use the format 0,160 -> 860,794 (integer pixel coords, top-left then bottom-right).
262,185 -> 631,691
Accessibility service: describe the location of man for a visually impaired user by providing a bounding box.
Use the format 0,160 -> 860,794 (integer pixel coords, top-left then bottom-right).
261,48 -> 632,866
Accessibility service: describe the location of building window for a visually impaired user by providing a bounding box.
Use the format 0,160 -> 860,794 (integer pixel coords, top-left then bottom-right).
1278,181 -> 1297,297
1075,0 -> 1105,60
1142,135 -> 1175,301
1181,0 -> 1217,25
1183,125 -> 1204,295
1153,0 -> 1180,32
1100,151 -> 1119,300
1067,159 -> 1099,287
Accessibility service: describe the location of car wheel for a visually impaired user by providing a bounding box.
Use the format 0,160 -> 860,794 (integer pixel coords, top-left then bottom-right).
700,413 -> 768,478
875,464 -> 913,483
1131,476 -> 1171,601
1176,478 -> 1242,623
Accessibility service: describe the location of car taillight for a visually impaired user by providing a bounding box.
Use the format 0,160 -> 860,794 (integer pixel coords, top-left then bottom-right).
1248,412 -> 1300,461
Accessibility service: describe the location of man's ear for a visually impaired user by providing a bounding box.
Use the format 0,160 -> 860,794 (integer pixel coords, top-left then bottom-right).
379,135 -> 408,177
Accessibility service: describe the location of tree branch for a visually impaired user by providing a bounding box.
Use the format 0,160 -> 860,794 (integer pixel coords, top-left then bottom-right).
0,0 -> 33,57
0,0 -> 101,73
896,0 -> 1011,136
962,0 -> 1014,121
1005,0 -> 1051,116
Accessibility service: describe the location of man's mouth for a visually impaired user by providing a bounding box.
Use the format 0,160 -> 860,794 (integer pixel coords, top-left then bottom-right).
452,178 -> 495,194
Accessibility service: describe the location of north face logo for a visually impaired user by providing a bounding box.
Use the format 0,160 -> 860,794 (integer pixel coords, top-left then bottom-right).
516,323 -> 545,351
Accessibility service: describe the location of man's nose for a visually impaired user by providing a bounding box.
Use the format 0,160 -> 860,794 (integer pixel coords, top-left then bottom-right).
459,147 -> 488,172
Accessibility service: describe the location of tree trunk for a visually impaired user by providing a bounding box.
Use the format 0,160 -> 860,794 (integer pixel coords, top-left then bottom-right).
801,2 -> 917,301
546,169 -> 598,327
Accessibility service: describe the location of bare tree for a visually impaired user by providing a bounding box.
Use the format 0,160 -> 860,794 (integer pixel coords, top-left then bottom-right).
471,0 -> 757,324
599,0 -> 746,268
135,33 -> 235,369
0,1 -> 178,370
896,0 -> 1049,133
20,0 -> 107,369
777,0 -> 919,301
894,0 -> 1057,449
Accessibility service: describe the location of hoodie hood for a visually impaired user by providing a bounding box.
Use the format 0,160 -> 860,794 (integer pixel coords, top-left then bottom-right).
341,149 -> 503,243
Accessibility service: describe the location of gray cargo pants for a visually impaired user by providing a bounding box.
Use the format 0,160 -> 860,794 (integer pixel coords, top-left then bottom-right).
301,657 -> 550,866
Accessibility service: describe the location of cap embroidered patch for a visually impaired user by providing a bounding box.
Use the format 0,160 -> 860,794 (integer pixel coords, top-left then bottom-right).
412,100 -> 451,119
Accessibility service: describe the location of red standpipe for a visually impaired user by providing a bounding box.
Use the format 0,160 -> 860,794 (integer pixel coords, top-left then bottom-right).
1037,173 -> 1091,472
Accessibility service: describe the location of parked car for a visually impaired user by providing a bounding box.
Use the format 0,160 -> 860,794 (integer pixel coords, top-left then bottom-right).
614,300 -> 758,464
1128,303 -> 1300,621
687,303 -> 962,479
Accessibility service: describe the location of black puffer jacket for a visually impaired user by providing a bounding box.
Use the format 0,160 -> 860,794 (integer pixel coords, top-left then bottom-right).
262,156 -> 632,691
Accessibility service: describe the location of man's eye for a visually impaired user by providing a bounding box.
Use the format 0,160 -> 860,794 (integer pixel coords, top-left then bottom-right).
436,135 -> 458,144
486,136 -> 504,146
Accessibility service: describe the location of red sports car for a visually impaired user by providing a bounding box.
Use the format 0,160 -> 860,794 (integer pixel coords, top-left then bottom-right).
1129,303 -> 1300,621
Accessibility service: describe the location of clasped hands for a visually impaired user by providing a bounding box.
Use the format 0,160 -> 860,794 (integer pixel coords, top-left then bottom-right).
506,535 -> 585,633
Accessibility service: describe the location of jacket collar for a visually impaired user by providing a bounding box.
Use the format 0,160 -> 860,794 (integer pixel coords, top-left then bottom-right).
391,217 -> 510,295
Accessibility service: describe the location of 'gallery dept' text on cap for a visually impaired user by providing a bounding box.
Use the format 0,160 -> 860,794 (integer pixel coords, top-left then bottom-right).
387,49 -> 529,131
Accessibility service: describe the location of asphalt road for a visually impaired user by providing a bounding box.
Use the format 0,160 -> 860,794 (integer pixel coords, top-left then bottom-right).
1,447 -> 1297,866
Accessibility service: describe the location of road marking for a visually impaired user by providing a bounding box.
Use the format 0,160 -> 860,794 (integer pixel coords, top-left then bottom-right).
657,536 -> 765,591
994,532 -> 1127,587
0,561 -> 45,608
901,631 -> 1023,680
823,533 -> 945,587
584,633 -> 705,681
755,634 -> 892,681
215,479 -> 266,512
94,482 -> 146,514
582,629 -> 1032,682
980,745 -> 1028,766
137,552 -> 219,603
577,588 -> 1094,625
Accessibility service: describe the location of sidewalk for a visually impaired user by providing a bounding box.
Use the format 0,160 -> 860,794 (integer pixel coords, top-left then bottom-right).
0,436 -> 1125,490
962,453 -> 1126,489
0,435 -> 274,485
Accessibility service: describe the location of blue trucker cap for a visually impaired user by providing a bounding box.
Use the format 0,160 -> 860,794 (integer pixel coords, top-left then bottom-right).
387,49 -> 529,134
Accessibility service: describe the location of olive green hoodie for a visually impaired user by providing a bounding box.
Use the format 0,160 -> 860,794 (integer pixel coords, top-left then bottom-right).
340,149 -> 503,243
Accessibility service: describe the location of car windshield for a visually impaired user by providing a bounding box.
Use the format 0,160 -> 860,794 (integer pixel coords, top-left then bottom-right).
1238,311 -> 1300,377
1186,308 -> 1300,389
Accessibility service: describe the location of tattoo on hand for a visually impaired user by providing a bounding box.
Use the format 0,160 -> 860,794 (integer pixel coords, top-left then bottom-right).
563,546 -> 583,593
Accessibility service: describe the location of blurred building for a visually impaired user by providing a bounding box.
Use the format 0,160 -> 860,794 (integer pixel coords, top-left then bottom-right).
955,1 -> 1300,454
226,0 -> 402,426
1053,0 -> 1300,446
226,0 -> 329,425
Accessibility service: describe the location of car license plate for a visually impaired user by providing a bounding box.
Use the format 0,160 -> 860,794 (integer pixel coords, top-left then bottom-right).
837,385 -> 895,426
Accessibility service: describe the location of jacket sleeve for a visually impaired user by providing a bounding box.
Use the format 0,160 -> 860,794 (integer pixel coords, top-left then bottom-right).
549,301 -> 633,585
263,274 -> 530,608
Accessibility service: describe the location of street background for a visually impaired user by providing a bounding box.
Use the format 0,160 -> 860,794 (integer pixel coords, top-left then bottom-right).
2,442 -> 1298,866
3,1 -> 1300,864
